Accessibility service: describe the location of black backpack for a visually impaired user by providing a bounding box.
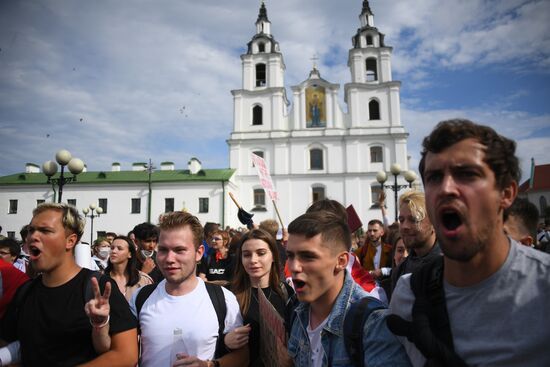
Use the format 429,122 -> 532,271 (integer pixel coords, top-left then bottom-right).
386,257 -> 468,367
134,281 -> 229,359
342,296 -> 386,367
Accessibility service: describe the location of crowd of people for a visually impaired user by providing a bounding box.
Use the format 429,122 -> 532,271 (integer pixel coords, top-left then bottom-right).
0,118 -> 549,366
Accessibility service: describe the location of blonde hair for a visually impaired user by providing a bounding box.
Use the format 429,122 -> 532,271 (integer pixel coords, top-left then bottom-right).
33,202 -> 85,242
399,190 -> 427,223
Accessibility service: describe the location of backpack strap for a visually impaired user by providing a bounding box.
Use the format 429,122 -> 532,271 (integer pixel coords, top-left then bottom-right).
344,296 -> 386,367
205,282 -> 227,359
403,257 -> 467,367
135,283 -> 159,316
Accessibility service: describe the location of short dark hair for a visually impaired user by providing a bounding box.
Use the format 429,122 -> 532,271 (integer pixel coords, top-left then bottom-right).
203,222 -> 219,237
288,210 -> 351,252
132,222 -> 159,241
0,237 -> 21,258
20,224 -> 31,242
504,198 -> 539,240
419,119 -> 520,190
306,199 -> 348,222
367,219 -> 384,227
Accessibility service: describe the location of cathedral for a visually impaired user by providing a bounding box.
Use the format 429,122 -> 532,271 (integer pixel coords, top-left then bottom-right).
0,1 -> 411,238
228,0 -> 410,224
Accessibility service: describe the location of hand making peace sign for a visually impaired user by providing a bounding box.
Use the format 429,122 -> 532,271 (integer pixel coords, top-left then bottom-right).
84,276 -> 111,328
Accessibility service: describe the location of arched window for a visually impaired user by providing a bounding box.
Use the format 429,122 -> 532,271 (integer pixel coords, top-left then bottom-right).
310,148 -> 323,170
254,188 -> 265,208
366,58 -> 377,81
541,196 -> 548,216
252,105 -> 263,125
312,186 -> 325,203
258,43 -> 265,53
366,35 -> 373,45
369,100 -> 380,120
370,146 -> 383,163
256,63 -> 266,87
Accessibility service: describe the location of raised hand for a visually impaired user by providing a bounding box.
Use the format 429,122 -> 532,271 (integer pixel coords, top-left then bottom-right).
84,276 -> 111,327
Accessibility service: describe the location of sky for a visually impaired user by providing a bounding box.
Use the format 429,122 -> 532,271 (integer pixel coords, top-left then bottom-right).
0,0 -> 549,184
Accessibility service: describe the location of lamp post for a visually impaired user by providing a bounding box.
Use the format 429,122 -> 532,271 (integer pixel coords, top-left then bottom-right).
376,163 -> 417,222
42,149 -> 85,203
82,204 -> 103,245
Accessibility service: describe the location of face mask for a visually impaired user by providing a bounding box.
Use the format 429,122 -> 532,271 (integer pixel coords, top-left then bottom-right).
141,249 -> 154,258
98,248 -> 111,259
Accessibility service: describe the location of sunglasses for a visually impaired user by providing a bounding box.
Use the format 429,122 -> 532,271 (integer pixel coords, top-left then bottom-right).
211,237 -> 223,241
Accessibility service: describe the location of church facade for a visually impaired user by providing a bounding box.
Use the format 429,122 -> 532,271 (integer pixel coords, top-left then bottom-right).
228,1 -> 410,225
0,1 -> 411,239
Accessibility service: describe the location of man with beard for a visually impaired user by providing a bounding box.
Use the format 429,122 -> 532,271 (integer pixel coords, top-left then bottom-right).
388,119 -> 550,366
390,190 -> 439,292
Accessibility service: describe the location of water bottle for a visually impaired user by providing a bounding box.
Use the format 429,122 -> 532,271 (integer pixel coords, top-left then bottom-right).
170,328 -> 187,366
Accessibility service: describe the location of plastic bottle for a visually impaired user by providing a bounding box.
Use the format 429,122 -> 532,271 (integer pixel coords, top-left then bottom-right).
170,328 -> 187,365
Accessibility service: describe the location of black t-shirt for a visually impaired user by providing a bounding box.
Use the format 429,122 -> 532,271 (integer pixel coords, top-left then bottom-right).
3,268 -> 136,367
244,284 -> 293,367
202,253 -> 236,282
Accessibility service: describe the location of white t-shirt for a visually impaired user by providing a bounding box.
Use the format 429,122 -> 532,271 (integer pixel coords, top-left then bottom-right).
389,240 -> 550,367
130,277 -> 243,367
307,311 -> 328,367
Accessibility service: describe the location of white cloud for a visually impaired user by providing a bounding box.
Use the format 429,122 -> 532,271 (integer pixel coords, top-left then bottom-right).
0,0 -> 548,180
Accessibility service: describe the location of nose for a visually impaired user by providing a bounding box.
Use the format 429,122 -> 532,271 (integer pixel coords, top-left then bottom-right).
440,173 -> 459,196
287,257 -> 302,274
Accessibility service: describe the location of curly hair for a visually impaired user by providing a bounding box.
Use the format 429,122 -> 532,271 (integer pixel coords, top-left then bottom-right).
418,119 -> 520,190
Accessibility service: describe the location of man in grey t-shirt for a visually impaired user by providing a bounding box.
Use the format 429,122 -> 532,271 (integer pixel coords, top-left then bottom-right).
388,119 -> 550,366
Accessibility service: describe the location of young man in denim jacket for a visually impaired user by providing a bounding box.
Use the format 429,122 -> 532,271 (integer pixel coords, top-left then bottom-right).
286,211 -> 411,366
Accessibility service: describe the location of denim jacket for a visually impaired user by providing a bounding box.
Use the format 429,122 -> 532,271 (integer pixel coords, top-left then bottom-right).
288,271 -> 411,367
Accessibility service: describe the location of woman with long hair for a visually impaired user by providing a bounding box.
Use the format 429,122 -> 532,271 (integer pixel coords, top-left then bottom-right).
226,228 -> 296,366
105,235 -> 153,301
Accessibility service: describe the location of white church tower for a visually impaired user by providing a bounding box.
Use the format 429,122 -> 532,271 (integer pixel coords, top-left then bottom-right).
228,1 -> 410,226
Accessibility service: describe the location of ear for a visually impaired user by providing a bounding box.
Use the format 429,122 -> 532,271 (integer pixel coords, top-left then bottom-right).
65,233 -> 78,251
334,251 -> 349,273
195,244 -> 205,262
520,236 -> 534,247
500,181 -> 518,211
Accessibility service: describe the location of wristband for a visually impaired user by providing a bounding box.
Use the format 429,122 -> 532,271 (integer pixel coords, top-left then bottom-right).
90,315 -> 110,329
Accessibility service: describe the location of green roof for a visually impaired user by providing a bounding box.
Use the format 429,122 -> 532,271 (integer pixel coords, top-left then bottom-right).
0,169 -> 235,186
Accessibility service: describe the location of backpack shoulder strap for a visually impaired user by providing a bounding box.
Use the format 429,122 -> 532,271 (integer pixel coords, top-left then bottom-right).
410,256 -> 454,349
344,296 -> 386,367
135,283 -> 159,316
205,282 -> 227,359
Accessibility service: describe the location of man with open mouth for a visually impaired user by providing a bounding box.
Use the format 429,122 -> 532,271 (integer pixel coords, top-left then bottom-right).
388,119 -> 550,366
286,210 -> 411,366
0,202 -> 137,366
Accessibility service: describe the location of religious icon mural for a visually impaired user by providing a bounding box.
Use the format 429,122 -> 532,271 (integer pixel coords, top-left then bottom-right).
306,85 -> 326,128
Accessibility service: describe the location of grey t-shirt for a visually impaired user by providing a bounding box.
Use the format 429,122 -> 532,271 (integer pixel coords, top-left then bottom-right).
389,239 -> 550,367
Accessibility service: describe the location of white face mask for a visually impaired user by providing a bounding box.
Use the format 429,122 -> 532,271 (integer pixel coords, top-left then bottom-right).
141,249 -> 154,258
98,248 -> 111,259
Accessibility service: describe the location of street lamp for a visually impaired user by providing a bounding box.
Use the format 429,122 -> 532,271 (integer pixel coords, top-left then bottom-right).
376,163 -> 417,222
42,149 -> 85,203
82,204 -> 103,246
